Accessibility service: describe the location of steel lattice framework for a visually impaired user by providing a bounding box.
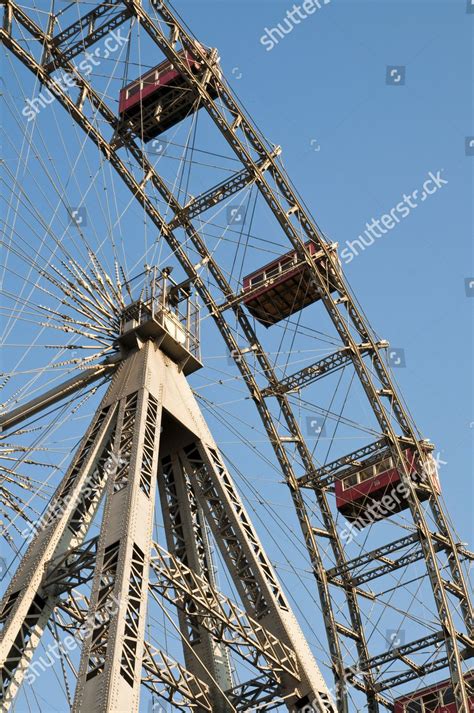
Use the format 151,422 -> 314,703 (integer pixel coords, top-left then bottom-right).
0,0 -> 473,711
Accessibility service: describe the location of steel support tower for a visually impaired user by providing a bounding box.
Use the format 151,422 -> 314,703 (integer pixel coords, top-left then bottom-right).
0,282 -> 336,712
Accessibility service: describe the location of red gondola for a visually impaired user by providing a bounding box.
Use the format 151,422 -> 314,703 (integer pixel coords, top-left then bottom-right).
394,672 -> 474,712
335,447 -> 441,527
242,241 -> 338,326
118,42 -> 220,141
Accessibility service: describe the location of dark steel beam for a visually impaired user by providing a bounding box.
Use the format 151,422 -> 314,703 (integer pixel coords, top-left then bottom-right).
327,535 -> 419,581
261,346 -> 371,397
225,675 -> 283,711
325,535 -> 470,588
44,1 -> 131,73
168,153 -> 278,229
375,658 -> 450,692
350,545 -> 444,587
52,0 -> 123,45
354,632 -> 445,675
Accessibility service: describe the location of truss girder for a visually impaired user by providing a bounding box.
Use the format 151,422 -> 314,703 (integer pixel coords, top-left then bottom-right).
326,534 -> 420,581
150,543 -> 297,682
142,643 -> 213,711
167,153 -> 277,229
1,337 -> 338,711
375,658 -> 451,692
45,595 -> 214,713
356,632 -> 446,675
43,537 -> 303,704
49,543 -> 298,706
43,0 -> 131,73
43,538 -> 98,596
261,346 -> 370,397
225,675 -> 283,711
72,346 -> 162,712
325,534 -> 466,587
181,443 -> 288,617
345,544 -> 444,587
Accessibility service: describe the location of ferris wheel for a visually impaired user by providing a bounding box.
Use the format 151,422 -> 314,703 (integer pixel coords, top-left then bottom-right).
0,1 -> 473,711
